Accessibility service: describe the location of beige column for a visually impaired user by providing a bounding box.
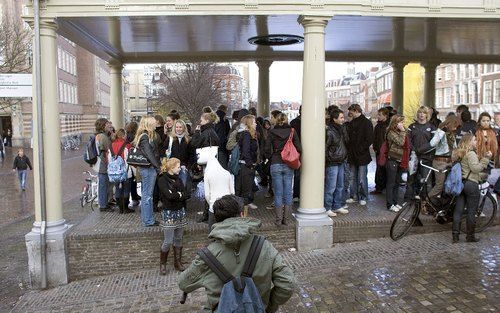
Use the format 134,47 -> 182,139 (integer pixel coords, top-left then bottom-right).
296,15 -> 333,251
391,62 -> 405,114
423,63 -> 437,109
256,61 -> 272,118
109,62 -> 124,129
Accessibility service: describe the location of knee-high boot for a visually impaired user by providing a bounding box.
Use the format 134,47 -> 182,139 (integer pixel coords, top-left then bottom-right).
274,206 -> 284,227
283,205 -> 292,225
173,246 -> 186,272
160,249 -> 169,275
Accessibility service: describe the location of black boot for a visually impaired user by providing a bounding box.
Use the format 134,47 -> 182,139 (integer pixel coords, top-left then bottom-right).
117,197 -> 124,214
160,249 -> 169,276
466,224 -> 479,243
122,197 -> 135,214
452,232 -> 459,243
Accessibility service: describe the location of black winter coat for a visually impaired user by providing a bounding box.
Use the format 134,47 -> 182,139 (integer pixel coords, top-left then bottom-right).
13,155 -> 32,170
290,115 -> 301,141
266,125 -> 302,165
326,123 -> 348,166
155,126 -> 167,158
456,120 -> 477,143
373,119 -> 389,154
138,132 -> 161,169
407,121 -> 436,161
214,110 -> 230,151
346,114 -> 374,166
237,130 -> 259,166
157,172 -> 187,211
190,123 -> 220,149
165,136 -> 192,167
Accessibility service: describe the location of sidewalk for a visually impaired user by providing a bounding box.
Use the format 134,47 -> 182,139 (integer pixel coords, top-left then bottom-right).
11,226 -> 500,313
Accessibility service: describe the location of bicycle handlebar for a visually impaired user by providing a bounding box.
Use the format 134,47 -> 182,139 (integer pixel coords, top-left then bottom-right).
419,160 -> 449,174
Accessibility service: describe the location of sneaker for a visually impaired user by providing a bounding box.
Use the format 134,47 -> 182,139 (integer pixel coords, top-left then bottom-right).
334,208 -> 349,214
389,205 -> 400,212
359,200 -> 367,206
248,203 -> 258,210
327,210 -> 337,217
339,204 -> 349,210
346,198 -> 356,204
414,195 -> 420,200
266,203 -> 275,210
395,204 -> 402,210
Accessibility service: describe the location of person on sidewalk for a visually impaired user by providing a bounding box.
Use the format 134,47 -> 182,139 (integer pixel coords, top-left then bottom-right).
179,194 -> 295,313
93,118 -> 113,212
385,115 -> 408,212
266,113 -> 302,227
108,129 -> 135,214
290,106 -> 302,202
345,104 -> 374,206
372,107 -> 390,195
452,134 -> 491,243
158,158 -> 189,274
12,148 -> 32,191
324,109 -> 349,217
125,121 -> 141,207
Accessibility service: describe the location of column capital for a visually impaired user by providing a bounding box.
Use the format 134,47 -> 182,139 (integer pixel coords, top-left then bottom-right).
391,62 -> 407,70
108,61 -> 123,73
25,17 -> 58,32
297,15 -> 332,29
256,60 -> 273,70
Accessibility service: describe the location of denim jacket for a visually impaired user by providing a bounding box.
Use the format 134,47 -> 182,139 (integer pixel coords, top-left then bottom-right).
429,129 -> 456,157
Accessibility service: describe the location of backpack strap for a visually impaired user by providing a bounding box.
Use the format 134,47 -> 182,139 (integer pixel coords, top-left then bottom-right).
197,248 -> 234,284
241,235 -> 265,278
116,141 -> 128,159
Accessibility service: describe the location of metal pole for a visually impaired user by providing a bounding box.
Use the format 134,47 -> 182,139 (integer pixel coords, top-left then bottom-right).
33,0 -> 48,289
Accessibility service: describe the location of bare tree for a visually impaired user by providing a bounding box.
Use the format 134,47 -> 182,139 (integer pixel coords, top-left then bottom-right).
0,13 -> 33,111
154,63 -> 226,123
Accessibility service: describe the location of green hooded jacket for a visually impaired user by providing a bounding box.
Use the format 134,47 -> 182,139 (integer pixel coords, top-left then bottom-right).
178,217 -> 296,313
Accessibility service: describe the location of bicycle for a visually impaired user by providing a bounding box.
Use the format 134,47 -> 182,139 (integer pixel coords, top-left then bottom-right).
390,161 -> 497,241
80,171 -> 99,211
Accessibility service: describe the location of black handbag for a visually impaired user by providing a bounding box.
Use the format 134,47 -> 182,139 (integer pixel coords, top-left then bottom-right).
127,146 -> 151,167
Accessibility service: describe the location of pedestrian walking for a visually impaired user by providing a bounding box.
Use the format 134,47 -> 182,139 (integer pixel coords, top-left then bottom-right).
134,116 -> 161,227
385,115 -> 408,212
158,158 -> 189,274
12,148 -> 32,191
452,134 -> 491,243
266,113 -> 301,226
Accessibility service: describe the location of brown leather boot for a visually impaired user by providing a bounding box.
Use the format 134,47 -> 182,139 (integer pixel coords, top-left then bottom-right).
274,205 -> 284,227
173,246 -> 186,272
160,249 -> 169,275
283,205 -> 293,225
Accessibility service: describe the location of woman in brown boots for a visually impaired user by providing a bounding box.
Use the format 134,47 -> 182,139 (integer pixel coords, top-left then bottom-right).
157,157 -> 188,275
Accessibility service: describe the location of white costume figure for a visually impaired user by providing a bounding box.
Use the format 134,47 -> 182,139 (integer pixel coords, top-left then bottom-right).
196,146 -> 235,215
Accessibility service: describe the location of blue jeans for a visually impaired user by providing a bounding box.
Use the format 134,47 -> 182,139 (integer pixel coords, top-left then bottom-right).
98,173 -> 109,209
271,163 -> 294,207
324,164 -> 345,211
139,167 -> 157,226
350,164 -> 368,201
18,170 -> 27,189
342,161 -> 350,206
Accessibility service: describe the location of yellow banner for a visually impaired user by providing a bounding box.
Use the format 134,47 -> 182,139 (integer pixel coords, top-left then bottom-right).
403,63 -> 424,126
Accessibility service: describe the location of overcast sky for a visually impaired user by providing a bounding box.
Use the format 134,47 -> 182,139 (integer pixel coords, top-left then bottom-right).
126,62 -> 381,103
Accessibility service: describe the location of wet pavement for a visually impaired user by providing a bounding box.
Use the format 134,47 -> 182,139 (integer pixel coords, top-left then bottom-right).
11,226 -> 500,313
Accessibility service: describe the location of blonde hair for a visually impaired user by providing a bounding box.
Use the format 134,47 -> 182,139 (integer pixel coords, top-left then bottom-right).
416,106 -> 430,121
275,113 -> 289,126
201,112 -> 219,124
161,157 -> 180,173
133,116 -> 157,146
452,134 -> 475,161
388,114 -> 405,132
171,119 -> 190,143
240,115 -> 257,139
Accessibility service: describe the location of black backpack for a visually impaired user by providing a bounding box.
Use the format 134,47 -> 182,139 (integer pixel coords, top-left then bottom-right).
197,235 -> 266,313
83,135 -> 99,165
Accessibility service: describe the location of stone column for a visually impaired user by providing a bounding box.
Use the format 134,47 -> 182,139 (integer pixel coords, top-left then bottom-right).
423,63 -> 437,109
256,61 -> 272,118
25,18 -> 70,288
391,62 -> 405,114
109,62 -> 124,129
295,15 -> 333,251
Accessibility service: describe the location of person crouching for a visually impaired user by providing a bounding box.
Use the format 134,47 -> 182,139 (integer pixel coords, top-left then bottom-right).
158,157 -> 188,274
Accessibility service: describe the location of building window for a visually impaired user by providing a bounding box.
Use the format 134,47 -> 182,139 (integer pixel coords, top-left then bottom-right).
455,84 -> 460,105
455,65 -> 460,78
444,66 -> 452,81
444,88 -> 452,108
471,81 -> 478,104
436,68 -> 443,81
464,64 -> 469,79
494,80 -> 500,103
436,89 -> 443,108
484,81 -> 492,104
462,83 -> 468,104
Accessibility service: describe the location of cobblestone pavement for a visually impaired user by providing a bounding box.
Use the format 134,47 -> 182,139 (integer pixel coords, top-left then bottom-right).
11,226 -> 500,313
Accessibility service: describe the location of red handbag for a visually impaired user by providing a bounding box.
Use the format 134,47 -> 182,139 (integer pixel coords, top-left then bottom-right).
377,141 -> 388,166
281,128 -> 301,169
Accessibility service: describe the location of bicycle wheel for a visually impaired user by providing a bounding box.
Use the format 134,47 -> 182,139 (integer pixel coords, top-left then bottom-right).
390,200 -> 420,241
461,191 -> 497,233
80,185 -> 89,208
90,196 -> 98,211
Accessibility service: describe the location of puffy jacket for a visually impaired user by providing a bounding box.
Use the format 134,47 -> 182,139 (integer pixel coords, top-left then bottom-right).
373,119 -> 389,154
191,123 -> 221,149
326,123 -> 348,166
461,151 -> 489,183
346,114 -> 374,166
425,129 -> 456,157
386,130 -> 407,162
178,218 -> 296,313
157,172 -> 187,210
407,122 -> 436,160
237,129 -> 259,166
138,132 -> 161,169
266,125 -> 302,165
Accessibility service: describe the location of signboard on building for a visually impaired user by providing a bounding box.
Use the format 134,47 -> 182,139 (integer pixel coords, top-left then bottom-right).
0,74 -> 33,97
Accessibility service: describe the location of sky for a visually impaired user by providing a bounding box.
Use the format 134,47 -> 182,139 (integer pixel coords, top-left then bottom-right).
126,61 -> 382,103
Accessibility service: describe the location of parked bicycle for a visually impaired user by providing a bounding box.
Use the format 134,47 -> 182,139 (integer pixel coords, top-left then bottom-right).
61,134 -> 82,151
80,171 -> 99,211
390,161 -> 497,240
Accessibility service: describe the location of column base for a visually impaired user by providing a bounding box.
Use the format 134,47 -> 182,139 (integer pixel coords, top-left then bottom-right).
294,209 -> 333,251
25,219 -> 71,288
